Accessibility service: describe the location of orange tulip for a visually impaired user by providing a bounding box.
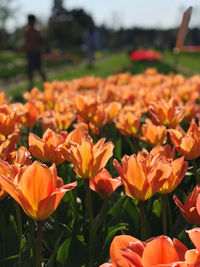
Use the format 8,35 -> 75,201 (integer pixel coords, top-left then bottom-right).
0,161 -> 77,221
52,111 -> 76,131
158,156 -> 187,195
113,153 -> 172,201
185,228 -> 200,265
174,185 -> 200,225
169,122 -> 200,160
61,128 -> 91,162
0,160 -> 19,200
101,234 -> 187,267
89,105 -> 108,135
0,132 -> 19,162
40,114 -> 57,133
21,102 -> 39,128
106,102 -> 122,123
149,144 -> 175,159
7,146 -> 32,166
141,118 -> 167,146
183,100 -> 196,123
69,137 -> 114,179
110,235 -> 143,267
148,145 -> 188,194
0,92 -> 10,105
0,105 -> 21,136
75,95 -> 97,122
73,121 -> 89,133
89,168 -> 122,199
29,128 -> 68,165
40,111 -> 76,133
148,98 -> 185,128
142,236 -> 187,266
114,110 -> 140,137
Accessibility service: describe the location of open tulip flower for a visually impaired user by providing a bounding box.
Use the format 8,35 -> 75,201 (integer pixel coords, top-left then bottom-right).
0,132 -> 20,162
106,102 -> 122,123
174,185 -> 200,225
0,92 -> 10,105
61,128 -> 92,162
21,102 -> 39,128
0,161 -> 77,221
7,146 -> 32,166
158,156 -> 187,195
68,136 -> 114,179
113,152 -> 172,201
75,94 -> 97,122
89,104 -> 108,135
0,105 -> 22,136
29,128 -> 68,165
0,159 -> 20,200
141,118 -> 167,146
169,122 -> 200,160
147,145 -> 188,194
185,228 -> 200,265
114,110 -> 141,137
101,233 -> 188,267
89,168 -> 122,199
148,98 -> 185,128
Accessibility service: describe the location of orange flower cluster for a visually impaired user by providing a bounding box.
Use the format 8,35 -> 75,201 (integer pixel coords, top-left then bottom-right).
9,69 -> 198,138
101,227 -> 200,266
114,145 -> 187,201
1,68 -> 200,265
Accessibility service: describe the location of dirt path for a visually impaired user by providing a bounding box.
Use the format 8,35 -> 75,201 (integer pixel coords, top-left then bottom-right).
0,60 -> 86,93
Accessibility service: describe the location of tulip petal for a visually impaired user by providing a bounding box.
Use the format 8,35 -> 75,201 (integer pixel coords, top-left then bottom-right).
29,133 -> 45,159
142,236 -> 180,266
187,227 -> 200,252
37,181 -> 77,221
17,162 -> 54,210
185,249 -> 200,264
173,238 -> 188,261
0,174 -> 22,206
110,235 -> 139,267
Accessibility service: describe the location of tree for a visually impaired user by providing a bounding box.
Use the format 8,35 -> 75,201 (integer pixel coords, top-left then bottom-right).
0,0 -> 18,49
0,0 -> 18,30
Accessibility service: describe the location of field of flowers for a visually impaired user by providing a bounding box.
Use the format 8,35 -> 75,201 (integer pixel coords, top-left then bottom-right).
1,68 -> 200,266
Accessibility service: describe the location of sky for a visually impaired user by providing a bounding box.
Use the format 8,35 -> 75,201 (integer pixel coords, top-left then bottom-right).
8,0 -> 200,31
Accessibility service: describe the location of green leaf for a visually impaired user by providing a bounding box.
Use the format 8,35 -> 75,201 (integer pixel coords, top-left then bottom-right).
114,138 -> 122,160
152,199 -> 162,217
124,199 -> 139,230
104,224 -> 128,245
56,238 -> 71,266
46,230 -> 65,267
108,195 -> 126,216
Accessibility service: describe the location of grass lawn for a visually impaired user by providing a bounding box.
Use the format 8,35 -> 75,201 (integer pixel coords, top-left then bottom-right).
6,50 -> 200,102
7,51 -> 131,102
163,50 -> 200,76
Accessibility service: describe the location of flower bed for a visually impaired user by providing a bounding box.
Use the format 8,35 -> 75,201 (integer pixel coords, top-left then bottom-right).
0,68 -> 200,266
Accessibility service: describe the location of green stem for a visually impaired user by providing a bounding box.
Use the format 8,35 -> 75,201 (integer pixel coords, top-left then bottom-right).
95,199 -> 108,231
85,179 -> 95,267
14,201 -> 23,248
139,201 -> 146,241
161,194 -> 168,235
192,160 -> 200,184
36,221 -> 43,267
28,218 -> 35,261
125,136 -> 136,154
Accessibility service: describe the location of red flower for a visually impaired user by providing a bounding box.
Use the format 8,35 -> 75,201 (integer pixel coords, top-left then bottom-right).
129,50 -> 163,61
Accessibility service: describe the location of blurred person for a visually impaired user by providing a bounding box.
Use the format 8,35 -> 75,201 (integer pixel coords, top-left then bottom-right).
83,26 -> 100,68
25,14 -> 46,91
